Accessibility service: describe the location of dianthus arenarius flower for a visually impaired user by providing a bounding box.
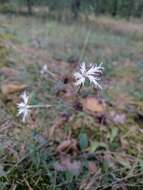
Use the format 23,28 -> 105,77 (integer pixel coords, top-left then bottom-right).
74,62 -> 104,89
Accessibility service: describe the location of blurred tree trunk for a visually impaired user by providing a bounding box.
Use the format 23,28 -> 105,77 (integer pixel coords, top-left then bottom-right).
71,0 -> 81,19
112,0 -> 118,16
95,0 -> 106,15
27,0 -> 32,15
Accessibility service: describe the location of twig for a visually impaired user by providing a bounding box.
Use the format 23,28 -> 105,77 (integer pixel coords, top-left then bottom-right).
79,30 -> 91,62
23,177 -> 33,190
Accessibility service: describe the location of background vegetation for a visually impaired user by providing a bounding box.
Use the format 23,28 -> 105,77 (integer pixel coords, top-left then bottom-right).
0,0 -> 143,19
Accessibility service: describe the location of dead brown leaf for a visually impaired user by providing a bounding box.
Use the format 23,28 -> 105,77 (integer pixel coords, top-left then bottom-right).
57,139 -> 78,153
55,155 -> 82,175
1,83 -> 27,95
81,97 -> 106,114
110,111 -> 126,125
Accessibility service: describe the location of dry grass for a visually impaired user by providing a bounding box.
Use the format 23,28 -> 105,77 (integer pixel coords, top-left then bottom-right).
81,15 -> 143,38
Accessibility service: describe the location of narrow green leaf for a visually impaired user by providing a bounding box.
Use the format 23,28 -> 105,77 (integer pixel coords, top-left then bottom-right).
79,133 -> 88,150
110,127 -> 118,143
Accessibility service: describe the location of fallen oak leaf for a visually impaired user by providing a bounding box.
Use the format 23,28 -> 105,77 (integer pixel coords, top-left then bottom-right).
81,97 -> 106,114
1,83 -> 27,95
57,138 -> 78,153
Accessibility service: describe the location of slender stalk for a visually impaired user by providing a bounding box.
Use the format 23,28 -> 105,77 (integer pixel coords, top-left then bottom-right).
77,84 -> 82,94
47,70 -> 57,78
28,105 -> 52,109
79,30 -> 91,62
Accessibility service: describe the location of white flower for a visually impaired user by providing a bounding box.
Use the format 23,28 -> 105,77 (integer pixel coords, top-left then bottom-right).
40,64 -> 56,78
74,62 -> 104,89
17,91 -> 31,122
17,91 -> 51,123
40,64 -> 48,75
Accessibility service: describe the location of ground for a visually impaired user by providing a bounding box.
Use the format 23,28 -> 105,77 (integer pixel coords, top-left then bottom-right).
0,14 -> 143,189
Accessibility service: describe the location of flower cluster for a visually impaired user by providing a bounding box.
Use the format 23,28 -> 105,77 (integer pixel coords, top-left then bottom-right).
17,62 -> 104,122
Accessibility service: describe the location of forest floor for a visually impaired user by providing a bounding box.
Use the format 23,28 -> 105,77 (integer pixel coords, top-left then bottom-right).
0,14 -> 143,189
